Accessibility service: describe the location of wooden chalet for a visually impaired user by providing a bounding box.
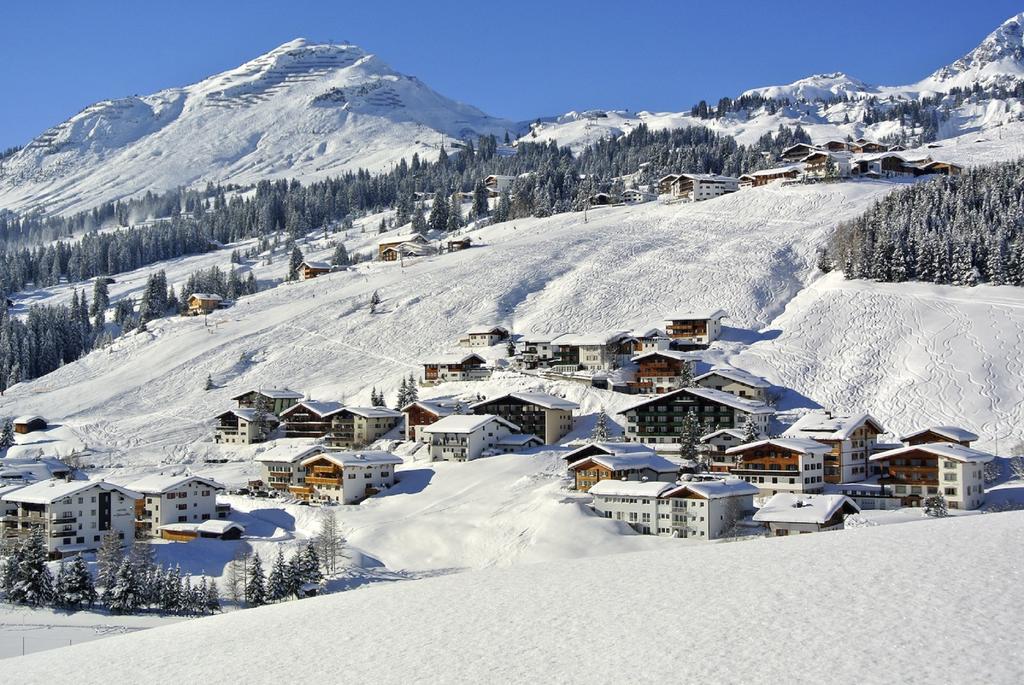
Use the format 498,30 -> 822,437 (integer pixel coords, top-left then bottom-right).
589,192 -> 614,206
447,237 -> 472,252
279,401 -> 345,440
657,174 -> 681,195
739,165 -> 802,188
848,141 -> 888,154
900,426 -> 978,447
567,452 -> 680,493
725,438 -> 829,496
232,388 -> 304,415
422,353 -> 489,384
483,174 -> 515,197
780,143 -> 820,162
869,443 -> 992,509
664,309 -> 726,346
402,397 -> 461,441
629,350 -> 698,394
378,234 -> 430,261
914,160 -> 962,176
821,140 -> 850,152
13,415 -> 46,434
187,293 -> 224,316
299,260 -> 332,280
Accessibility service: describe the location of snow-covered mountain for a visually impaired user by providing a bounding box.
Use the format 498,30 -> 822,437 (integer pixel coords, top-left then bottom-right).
0,39 -> 518,216
916,11 -> 1024,92
741,71 -> 880,101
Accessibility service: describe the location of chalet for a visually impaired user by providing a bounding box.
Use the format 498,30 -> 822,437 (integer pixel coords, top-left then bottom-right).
621,189 -> 650,204
752,493 -> 860,536
13,415 -> 47,434
447,237 -> 473,252
589,478 -> 759,538
483,174 -> 515,197
232,388 -> 304,416
699,428 -> 750,471
780,143 -> 821,162
459,325 -> 510,348
253,441 -> 326,492
294,451 -> 403,504
914,160 -> 962,176
847,140 -> 888,154
589,192 -> 614,206
800,150 -> 851,178
821,140 -> 850,152
422,414 -> 528,462
849,152 -> 917,178
629,350 -> 699,394
664,310 -> 726,346
298,261 -> 332,280
422,353 -> 490,384
380,241 -> 430,262
280,401 -> 346,440
725,438 -> 829,496
377,233 -> 430,261
549,331 -> 634,372
900,426 -> 978,447
782,410 -> 885,483
824,482 -> 901,511
518,337 -> 559,368
869,442 -> 993,510
187,293 -> 223,316
693,368 -> 770,402
560,441 -> 656,465
213,408 -> 279,445
0,456 -> 72,484
325,407 -> 403,449
125,474 -> 228,537
402,397 -> 461,442
471,392 -> 579,444
618,387 -> 773,447
739,165 -> 803,188
568,452 -> 680,492
656,174 -> 681,195
159,520 -> 244,542
628,328 -> 671,354
669,174 -> 739,202
0,480 -> 141,557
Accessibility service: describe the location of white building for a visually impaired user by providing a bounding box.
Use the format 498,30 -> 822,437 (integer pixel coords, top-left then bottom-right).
628,327 -> 671,353
0,480 -> 141,557
213,407 -> 279,445
297,450 -> 403,504
253,441 -> 326,493
783,410 -> 886,483
458,326 -> 510,348
669,174 -> 739,202
589,478 -> 759,539
753,493 -> 861,536
483,174 -> 515,196
422,414 -> 526,462
693,367 -> 771,402
549,331 -> 633,372
621,189 -> 651,204
869,442 -> 993,510
726,438 -> 830,496
518,337 -> 559,368
125,474 -> 227,536
699,428 -> 749,470
664,310 -> 726,346
422,353 -> 491,384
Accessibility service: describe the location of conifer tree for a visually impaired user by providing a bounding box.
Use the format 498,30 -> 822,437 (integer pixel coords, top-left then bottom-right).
742,417 -> 761,442
288,244 -> 304,282
678,408 -> 701,462
205,577 -> 222,613
246,553 -> 267,607
107,557 -> 143,614
9,527 -> 53,606
591,412 -> 609,441
0,418 -> 14,450
96,531 -> 124,595
405,373 -> 418,404
471,180 -> 489,219
411,202 -> 428,235
332,243 -> 350,266
428,190 -> 449,233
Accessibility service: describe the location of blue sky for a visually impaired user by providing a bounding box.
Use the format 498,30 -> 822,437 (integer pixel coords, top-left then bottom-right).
2,1 -> 1022,150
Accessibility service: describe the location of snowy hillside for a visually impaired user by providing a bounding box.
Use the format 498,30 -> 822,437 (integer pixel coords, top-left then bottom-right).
915,12 -> 1024,92
0,39 -> 517,216
6,511 -> 1023,683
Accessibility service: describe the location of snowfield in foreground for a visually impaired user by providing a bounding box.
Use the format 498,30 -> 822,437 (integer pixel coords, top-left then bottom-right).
5,512 -> 1023,684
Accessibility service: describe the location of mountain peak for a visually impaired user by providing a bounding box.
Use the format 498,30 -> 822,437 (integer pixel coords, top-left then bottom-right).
918,12 -> 1024,91
742,71 -> 877,102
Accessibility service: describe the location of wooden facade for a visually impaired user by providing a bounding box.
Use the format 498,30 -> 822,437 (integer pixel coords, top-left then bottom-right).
665,319 -> 707,339
874,448 -> 939,505
904,430 -> 973,447
621,392 -> 741,442
281,406 -> 338,439
633,354 -> 691,393
13,416 -> 47,434
187,294 -> 222,316
299,262 -> 332,280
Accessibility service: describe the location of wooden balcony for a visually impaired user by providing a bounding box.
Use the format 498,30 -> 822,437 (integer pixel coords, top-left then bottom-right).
306,475 -> 342,486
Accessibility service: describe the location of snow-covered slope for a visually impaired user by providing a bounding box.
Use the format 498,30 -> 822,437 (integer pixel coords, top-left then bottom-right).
0,39 -> 517,216
742,71 -> 880,101
6,512 -> 1022,684
916,12 -> 1024,92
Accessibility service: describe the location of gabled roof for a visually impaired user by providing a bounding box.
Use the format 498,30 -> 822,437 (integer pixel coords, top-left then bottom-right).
216,408 -> 280,423
301,450 -> 403,468
342,406 -> 404,419
630,350 -> 699,363
743,164 -> 805,178
2,479 -> 141,505
725,437 -> 832,455
189,293 -> 223,301
899,426 -> 979,443
753,493 -> 859,524
560,441 -> 655,463
253,441 -> 325,464
694,367 -> 770,389
568,453 -> 680,474
673,173 -> 739,184
197,520 -> 245,535
629,327 -> 667,339
620,387 -> 773,416
421,414 -> 519,435
465,325 -> 509,336
588,480 -> 675,498
662,478 -> 759,500
664,309 -> 726,321
13,415 -> 45,425
496,434 -> 543,447
550,330 -> 632,347
699,428 -> 746,443
472,392 -> 580,411
783,410 -> 885,441
869,442 -> 994,464
280,400 -> 346,419
377,233 -> 429,246
400,397 -> 462,416
300,260 -> 332,271
422,352 -> 487,366
126,474 -> 225,495
231,388 -> 304,401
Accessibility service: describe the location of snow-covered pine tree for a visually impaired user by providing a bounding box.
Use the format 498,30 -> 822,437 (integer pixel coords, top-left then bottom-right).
428,190 -> 449,233
268,548 -> 292,602
924,494 -> 949,518
0,419 -> 14,450
411,202 -> 428,235
743,417 -> 761,442
447,190 -> 463,231
677,409 -> 701,463
96,531 -> 124,596
332,243 -> 350,267
107,557 -> 143,614
246,553 -> 267,607
161,565 -> 183,614
9,527 -> 53,606
55,553 -> 97,610
287,244 -> 304,282
591,412 -> 609,441
405,373 -> 418,404
205,577 -> 222,613
300,541 -> 323,587
471,180 -> 489,219
396,377 -> 410,410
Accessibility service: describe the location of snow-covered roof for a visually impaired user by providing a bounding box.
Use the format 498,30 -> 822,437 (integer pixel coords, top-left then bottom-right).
869,442 -> 994,464
550,330 -> 631,347
465,325 -> 509,335
231,388 -> 304,401
781,143 -> 820,154
561,442 -> 655,463
401,397 -> 461,416
695,367 -> 770,389
673,173 -> 739,184
588,480 -> 675,498
280,400 -> 346,419
189,293 -> 223,301
663,479 -> 759,500
630,350 -> 699,363
0,456 -> 71,482
899,426 -> 979,443
13,415 -> 45,425
743,164 -> 805,178
620,387 -> 773,416
629,327 -> 667,339
726,437 -> 832,455
301,450 -> 403,467
472,392 -> 580,411
2,479 -> 141,504
300,260 -> 332,270
699,428 -> 746,443
664,309 -> 727,321
197,519 -> 245,535
753,493 -> 859,524
253,440 -> 325,464
377,233 -> 428,246
125,474 -> 225,495
421,414 -> 519,434
343,406 -> 404,419
783,410 -> 885,441
217,408 -> 280,422
422,352 -> 487,366
569,453 -> 680,474
496,434 -> 543,447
